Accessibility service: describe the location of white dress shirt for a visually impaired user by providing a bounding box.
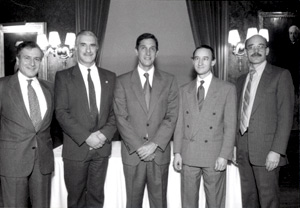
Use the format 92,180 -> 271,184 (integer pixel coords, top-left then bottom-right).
18,71 -> 47,119
138,65 -> 154,88
241,61 -> 266,127
196,72 -> 213,99
78,63 -> 101,113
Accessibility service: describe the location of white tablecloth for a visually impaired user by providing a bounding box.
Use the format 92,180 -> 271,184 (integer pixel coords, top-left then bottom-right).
50,142 -> 242,208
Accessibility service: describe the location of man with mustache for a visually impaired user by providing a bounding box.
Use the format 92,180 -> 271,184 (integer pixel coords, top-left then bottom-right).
234,34 -> 294,208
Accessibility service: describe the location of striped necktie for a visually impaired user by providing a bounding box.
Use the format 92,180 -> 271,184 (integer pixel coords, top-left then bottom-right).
144,73 -> 151,111
27,79 -> 42,131
197,80 -> 205,112
240,69 -> 256,135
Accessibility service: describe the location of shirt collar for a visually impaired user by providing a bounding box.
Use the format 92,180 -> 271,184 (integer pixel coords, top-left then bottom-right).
250,60 -> 266,77
18,71 -> 38,83
78,62 -> 97,72
137,65 -> 155,78
197,71 -> 213,84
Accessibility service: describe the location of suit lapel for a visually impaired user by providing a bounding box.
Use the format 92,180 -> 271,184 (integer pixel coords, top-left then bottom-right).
251,64 -> 272,116
98,68 -> 109,124
237,74 -> 247,120
185,80 -> 199,139
37,80 -> 53,132
148,70 -> 164,119
192,77 -> 218,137
131,69 -> 148,114
71,65 -> 90,116
7,74 -> 35,130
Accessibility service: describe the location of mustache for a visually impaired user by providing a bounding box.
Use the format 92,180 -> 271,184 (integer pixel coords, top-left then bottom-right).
251,52 -> 262,57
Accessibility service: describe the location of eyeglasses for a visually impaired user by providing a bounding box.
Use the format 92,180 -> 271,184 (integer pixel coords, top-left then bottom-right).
246,45 -> 266,52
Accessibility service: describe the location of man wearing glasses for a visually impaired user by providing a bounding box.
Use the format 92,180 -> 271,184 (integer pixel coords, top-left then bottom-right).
235,34 -> 294,208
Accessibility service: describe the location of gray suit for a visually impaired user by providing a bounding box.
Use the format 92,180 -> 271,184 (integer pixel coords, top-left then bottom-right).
0,74 -> 54,207
236,63 -> 294,208
114,68 -> 178,208
174,76 -> 237,208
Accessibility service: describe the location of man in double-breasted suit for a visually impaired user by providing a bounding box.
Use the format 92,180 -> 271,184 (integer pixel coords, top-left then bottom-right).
55,30 -> 116,208
235,35 -> 294,208
0,41 -> 54,207
173,45 -> 237,208
113,33 -> 179,208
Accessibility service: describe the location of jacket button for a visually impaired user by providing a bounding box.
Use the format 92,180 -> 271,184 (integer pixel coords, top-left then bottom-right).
187,125 -> 189,128
210,126 -> 213,129
213,112 -> 216,115
186,111 -> 189,114
32,147 -> 36,149
205,140 -> 208,143
147,123 -> 149,126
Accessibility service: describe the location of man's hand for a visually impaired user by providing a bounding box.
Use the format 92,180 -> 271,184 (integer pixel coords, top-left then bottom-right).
86,131 -> 102,149
265,151 -> 280,171
136,142 -> 158,160
97,131 -> 107,147
173,153 -> 182,172
143,153 -> 156,162
214,157 -> 228,171
232,146 -> 238,166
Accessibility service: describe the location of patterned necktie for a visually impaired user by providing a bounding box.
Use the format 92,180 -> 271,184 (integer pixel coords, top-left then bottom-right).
144,73 -> 151,111
27,79 -> 42,131
87,69 -> 98,124
240,69 -> 256,135
197,80 -> 205,112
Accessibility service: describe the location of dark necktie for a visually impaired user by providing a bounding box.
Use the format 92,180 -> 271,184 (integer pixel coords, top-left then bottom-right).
27,79 -> 42,131
144,73 -> 151,111
240,69 -> 256,135
197,80 -> 205,112
87,69 -> 98,124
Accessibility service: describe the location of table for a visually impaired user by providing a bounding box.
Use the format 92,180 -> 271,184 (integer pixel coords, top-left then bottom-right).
50,142 -> 242,208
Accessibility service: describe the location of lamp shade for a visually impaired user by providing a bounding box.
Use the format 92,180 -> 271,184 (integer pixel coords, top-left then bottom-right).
246,28 -> 258,40
36,34 -> 49,50
228,29 -> 241,45
259,29 -> 269,42
65,32 -> 76,48
49,31 -> 61,48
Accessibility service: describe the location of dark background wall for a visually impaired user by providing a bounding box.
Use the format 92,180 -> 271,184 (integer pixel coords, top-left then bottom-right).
0,0 -> 299,82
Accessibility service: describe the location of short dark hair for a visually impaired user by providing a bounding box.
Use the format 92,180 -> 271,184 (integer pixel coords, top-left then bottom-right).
192,45 -> 215,60
16,41 -> 44,58
135,33 -> 159,51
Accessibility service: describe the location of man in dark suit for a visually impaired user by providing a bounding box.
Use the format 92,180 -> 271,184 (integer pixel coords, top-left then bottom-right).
0,41 -> 54,207
113,33 -> 179,208
173,45 -> 237,208
235,34 -> 294,208
55,30 -> 116,208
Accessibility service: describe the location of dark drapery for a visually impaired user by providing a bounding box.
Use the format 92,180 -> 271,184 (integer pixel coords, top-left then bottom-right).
75,0 -> 111,66
186,0 -> 229,80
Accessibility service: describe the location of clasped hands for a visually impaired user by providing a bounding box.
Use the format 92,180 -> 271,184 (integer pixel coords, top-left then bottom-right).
86,131 -> 107,149
137,141 -> 158,162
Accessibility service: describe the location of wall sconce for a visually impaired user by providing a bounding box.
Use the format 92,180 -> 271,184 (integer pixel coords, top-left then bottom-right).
228,28 -> 269,71
37,32 -> 76,61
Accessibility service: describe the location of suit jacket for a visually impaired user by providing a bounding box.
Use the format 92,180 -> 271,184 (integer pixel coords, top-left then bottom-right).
173,76 -> 237,167
236,63 -> 294,166
0,74 -> 54,177
55,64 -> 116,161
113,68 -> 179,166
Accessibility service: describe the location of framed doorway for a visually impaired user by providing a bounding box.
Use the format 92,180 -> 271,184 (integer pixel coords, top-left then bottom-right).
0,22 -> 47,79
